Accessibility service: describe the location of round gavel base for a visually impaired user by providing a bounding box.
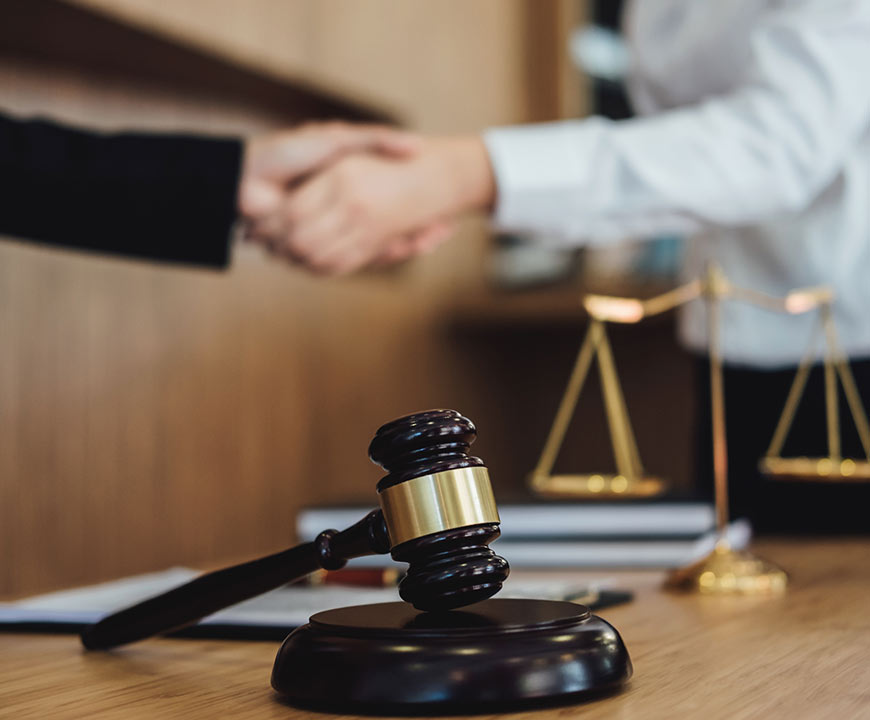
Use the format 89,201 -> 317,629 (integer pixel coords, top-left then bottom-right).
271,598 -> 632,714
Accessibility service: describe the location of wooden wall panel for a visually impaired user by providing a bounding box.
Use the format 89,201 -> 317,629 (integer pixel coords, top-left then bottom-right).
68,0 -> 532,130
0,240 -> 317,594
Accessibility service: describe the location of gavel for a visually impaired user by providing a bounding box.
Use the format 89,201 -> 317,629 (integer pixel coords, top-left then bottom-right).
81,409 -> 510,650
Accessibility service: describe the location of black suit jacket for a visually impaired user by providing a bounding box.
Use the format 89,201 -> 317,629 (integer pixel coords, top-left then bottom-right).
0,113 -> 242,268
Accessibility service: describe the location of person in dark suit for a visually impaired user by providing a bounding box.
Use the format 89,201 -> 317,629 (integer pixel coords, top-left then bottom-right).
0,112 -> 447,268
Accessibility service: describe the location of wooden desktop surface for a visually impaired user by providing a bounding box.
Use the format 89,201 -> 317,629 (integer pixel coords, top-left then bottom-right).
2,539 -> 868,720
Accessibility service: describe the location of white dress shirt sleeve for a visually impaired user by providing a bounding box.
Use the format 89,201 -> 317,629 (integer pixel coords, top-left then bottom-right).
483,0 -> 870,245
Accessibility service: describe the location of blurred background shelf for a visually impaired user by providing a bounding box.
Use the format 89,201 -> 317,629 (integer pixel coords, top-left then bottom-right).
2,0 -> 394,129
450,280 -> 677,328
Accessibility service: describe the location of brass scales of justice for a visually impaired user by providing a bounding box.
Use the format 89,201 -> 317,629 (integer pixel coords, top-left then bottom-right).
529,264 -> 870,594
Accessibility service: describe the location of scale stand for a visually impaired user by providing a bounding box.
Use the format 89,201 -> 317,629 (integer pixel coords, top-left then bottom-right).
661,266 -> 787,594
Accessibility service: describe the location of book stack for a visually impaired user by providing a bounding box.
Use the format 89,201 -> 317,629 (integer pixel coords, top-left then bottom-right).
296,501 -> 750,569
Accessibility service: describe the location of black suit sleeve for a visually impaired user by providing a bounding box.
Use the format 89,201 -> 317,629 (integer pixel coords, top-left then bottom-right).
0,113 -> 243,268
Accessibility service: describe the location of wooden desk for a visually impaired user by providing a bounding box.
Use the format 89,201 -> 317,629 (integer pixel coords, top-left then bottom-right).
2,539 -> 868,719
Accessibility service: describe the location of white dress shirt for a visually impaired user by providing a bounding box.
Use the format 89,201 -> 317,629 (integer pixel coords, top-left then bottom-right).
483,0 -> 870,367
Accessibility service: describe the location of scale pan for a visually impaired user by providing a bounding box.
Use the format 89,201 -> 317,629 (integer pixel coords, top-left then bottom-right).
530,473 -> 665,499
759,457 -> 870,482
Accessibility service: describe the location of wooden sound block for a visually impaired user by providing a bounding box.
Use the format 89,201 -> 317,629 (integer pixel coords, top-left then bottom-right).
271,598 -> 632,713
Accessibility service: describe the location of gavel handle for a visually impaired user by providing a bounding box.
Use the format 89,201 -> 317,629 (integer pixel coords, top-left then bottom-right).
81,509 -> 391,650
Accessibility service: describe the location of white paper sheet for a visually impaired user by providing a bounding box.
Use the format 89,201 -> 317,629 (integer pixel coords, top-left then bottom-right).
0,569 -> 615,630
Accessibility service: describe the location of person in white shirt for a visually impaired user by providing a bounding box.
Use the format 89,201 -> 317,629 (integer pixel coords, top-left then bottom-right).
254,0 -> 870,533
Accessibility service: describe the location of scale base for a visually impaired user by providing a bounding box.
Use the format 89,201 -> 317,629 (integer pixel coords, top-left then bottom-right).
271,598 -> 631,713
664,542 -> 788,595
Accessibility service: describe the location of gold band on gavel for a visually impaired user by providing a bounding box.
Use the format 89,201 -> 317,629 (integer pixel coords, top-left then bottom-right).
378,467 -> 500,547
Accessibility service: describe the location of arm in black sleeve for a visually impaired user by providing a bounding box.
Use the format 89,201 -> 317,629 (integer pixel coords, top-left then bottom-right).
0,113 -> 243,268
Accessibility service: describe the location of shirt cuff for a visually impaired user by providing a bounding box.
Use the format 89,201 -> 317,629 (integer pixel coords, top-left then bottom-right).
482,119 -> 608,238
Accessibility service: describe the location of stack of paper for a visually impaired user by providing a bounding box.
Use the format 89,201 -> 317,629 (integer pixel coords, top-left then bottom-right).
297,502 -> 750,569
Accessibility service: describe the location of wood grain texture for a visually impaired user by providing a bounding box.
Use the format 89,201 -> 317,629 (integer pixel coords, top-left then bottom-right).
1,0 -> 391,126
64,0 -> 538,131
1,540 -> 868,719
522,0 -> 586,122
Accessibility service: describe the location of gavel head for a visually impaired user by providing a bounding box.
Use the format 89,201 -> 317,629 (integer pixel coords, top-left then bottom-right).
368,409 -> 510,612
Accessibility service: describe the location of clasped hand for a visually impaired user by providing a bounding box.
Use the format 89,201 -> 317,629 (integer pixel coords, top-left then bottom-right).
238,122 -> 493,275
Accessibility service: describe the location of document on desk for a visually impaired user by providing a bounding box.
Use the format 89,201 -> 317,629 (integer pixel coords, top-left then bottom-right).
0,571 -> 632,640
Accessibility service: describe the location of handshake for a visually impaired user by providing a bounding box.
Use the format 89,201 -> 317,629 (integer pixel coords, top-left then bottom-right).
238,122 -> 496,276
